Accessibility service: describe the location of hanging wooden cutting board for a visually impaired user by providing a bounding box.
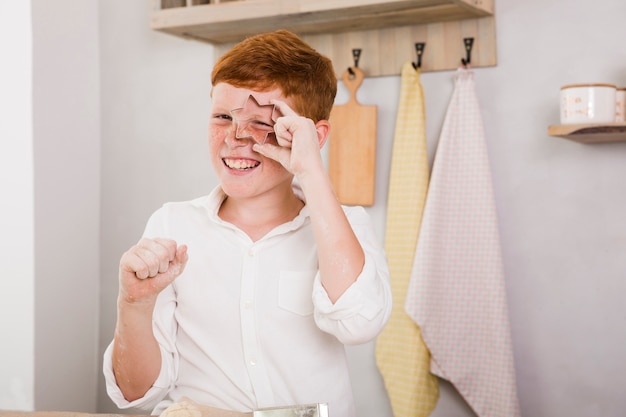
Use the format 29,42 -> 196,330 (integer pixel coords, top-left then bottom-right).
328,67 -> 377,206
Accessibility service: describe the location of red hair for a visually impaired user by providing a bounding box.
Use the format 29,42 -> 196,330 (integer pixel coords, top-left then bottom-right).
211,30 -> 337,122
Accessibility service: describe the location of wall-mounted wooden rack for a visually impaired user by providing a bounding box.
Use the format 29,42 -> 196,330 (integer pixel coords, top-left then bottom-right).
151,0 -> 497,77
548,123 -> 626,144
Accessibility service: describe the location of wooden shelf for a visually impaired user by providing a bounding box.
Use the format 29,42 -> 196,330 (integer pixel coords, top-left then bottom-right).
548,123 -> 626,144
150,0 -> 497,77
152,0 -> 494,44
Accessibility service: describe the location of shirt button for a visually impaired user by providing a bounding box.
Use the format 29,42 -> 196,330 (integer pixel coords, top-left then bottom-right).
244,300 -> 252,309
248,248 -> 255,257
249,359 -> 257,366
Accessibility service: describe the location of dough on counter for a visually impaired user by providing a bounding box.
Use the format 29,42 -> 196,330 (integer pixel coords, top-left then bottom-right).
159,397 -> 250,417
160,399 -> 202,417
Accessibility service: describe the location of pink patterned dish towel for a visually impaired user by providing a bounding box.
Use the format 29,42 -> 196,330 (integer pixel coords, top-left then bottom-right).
405,68 -> 521,417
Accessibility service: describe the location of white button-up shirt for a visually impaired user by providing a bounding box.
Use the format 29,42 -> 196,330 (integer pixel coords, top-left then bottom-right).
103,185 -> 392,417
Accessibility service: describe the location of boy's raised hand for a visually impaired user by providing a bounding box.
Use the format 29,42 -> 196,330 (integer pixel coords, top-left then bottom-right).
253,99 -> 328,178
118,237 -> 188,304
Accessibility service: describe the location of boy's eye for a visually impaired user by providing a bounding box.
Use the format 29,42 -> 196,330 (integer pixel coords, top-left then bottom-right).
215,114 -> 232,121
252,120 -> 273,129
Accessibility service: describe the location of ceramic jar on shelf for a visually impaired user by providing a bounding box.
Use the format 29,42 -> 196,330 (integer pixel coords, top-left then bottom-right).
560,83 -> 617,125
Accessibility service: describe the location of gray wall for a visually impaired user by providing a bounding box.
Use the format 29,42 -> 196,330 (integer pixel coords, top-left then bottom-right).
32,0 -> 101,412
18,0 -> 626,416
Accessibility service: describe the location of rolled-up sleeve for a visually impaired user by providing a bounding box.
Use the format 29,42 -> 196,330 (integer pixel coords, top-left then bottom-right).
102,341 -> 174,411
312,206 -> 392,345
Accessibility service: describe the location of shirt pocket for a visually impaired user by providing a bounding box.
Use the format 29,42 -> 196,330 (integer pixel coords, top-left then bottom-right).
278,270 -> 316,316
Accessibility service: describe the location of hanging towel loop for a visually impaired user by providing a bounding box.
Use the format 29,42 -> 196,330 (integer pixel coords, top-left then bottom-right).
412,42 -> 426,70
461,37 -> 474,67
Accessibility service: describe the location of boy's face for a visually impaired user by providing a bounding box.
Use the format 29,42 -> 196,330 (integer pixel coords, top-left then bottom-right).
209,83 -> 294,200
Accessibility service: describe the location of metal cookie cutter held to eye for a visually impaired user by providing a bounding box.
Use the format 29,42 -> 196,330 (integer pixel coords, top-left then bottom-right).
230,95 -> 279,145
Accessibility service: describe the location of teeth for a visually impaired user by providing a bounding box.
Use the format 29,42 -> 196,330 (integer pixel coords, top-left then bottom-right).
224,158 -> 260,170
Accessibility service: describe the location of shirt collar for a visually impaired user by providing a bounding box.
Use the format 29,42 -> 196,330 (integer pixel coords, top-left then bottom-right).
205,181 -> 310,236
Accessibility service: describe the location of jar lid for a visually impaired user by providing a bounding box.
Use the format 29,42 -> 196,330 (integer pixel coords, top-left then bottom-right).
561,83 -> 617,90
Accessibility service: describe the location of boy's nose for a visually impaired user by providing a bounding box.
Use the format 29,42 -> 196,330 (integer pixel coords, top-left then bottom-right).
225,122 -> 248,147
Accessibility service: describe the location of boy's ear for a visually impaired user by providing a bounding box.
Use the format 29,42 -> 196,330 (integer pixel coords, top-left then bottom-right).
315,120 -> 331,149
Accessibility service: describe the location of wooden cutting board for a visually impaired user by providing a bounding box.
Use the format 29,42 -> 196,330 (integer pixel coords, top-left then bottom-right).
328,67 -> 377,206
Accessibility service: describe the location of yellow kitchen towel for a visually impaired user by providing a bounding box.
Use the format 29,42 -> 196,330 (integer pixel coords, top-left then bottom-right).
405,68 -> 521,417
375,61 -> 439,417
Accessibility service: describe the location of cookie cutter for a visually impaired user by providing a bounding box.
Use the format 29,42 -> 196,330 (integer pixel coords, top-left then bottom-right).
230,95 -> 279,145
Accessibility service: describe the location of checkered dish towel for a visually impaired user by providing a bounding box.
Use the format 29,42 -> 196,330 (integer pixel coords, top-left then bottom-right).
375,61 -> 439,417
405,68 -> 521,417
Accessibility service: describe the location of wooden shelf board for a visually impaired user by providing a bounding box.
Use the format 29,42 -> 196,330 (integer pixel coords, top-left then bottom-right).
151,0 -> 494,44
150,0 -> 497,77
548,123 -> 626,144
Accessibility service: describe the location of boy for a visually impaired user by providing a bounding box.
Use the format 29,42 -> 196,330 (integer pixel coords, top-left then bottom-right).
103,29 -> 392,417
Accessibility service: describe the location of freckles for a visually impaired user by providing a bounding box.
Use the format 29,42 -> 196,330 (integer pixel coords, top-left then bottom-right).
208,125 -> 229,144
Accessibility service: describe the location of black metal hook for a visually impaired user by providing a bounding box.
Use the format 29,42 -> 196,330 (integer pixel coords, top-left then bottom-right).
412,42 -> 426,69
461,37 -> 474,67
348,48 -> 362,76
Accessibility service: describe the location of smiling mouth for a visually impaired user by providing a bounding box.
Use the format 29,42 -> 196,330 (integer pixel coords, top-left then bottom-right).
223,158 -> 260,170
